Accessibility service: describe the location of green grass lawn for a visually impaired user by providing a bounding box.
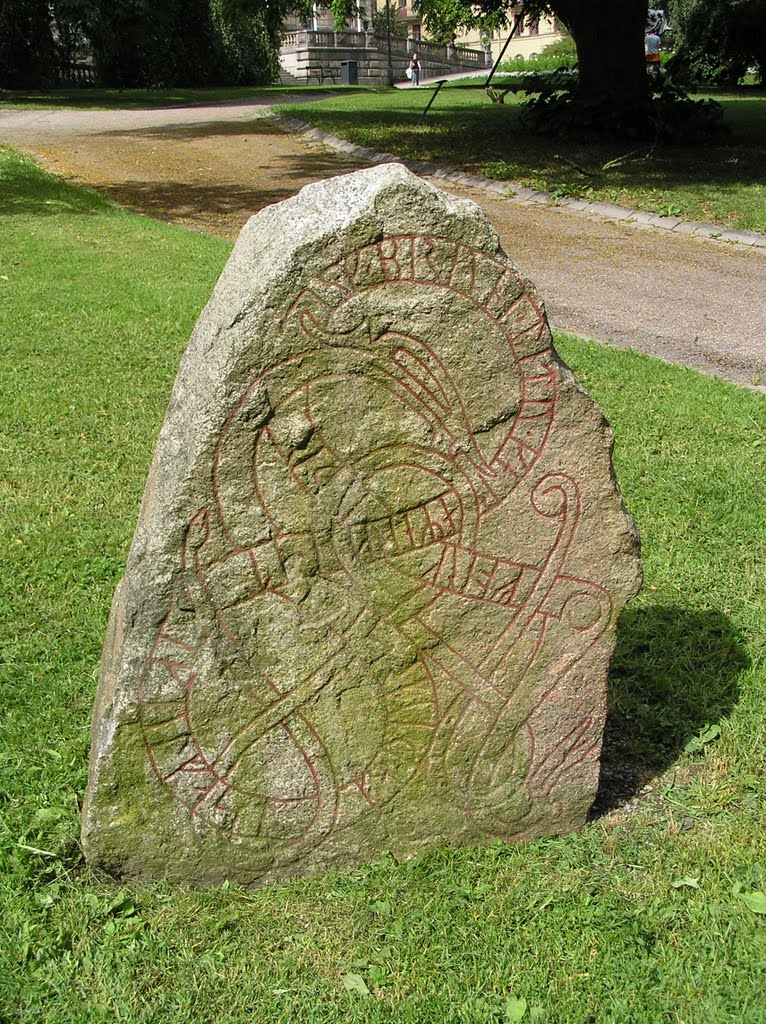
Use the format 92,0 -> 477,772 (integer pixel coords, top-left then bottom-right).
282,87 -> 766,233
0,84 -> 374,110
1,145 -> 765,1023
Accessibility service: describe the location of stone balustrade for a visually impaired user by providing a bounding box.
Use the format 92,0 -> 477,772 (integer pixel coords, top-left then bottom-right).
280,28 -> 491,86
281,28 -> 488,69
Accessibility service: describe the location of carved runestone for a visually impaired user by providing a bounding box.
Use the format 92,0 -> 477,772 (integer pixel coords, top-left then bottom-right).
82,164 -> 642,886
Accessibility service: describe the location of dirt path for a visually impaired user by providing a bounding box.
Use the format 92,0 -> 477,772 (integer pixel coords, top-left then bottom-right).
2,100 -> 764,389
0,101 -> 363,237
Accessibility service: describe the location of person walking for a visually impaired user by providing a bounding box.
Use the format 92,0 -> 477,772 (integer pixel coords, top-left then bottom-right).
645,30 -> 661,79
408,53 -> 421,87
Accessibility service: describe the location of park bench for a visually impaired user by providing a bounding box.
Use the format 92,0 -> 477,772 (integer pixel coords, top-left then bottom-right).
306,65 -> 337,85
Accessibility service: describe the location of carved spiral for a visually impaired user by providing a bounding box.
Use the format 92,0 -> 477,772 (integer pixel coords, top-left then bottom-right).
531,473 -> 579,520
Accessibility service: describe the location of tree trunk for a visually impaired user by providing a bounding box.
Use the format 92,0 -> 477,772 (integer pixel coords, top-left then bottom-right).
555,0 -> 652,134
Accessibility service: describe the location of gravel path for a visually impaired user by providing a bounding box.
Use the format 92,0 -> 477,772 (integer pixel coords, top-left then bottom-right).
2,99 -> 764,390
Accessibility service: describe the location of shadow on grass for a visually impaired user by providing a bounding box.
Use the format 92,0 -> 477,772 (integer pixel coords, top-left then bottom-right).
0,86 -> 353,110
591,604 -> 748,816
0,150 -> 113,216
283,100 -> 766,189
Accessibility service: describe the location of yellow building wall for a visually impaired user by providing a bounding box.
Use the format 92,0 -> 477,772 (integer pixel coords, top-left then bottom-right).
368,0 -> 563,61
457,15 -> 561,62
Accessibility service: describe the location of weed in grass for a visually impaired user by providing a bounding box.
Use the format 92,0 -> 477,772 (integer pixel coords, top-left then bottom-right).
1,147 -> 765,1023
656,202 -> 683,218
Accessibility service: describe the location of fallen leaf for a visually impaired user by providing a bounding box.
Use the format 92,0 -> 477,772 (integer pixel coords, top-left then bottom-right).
342,972 -> 371,996
671,876 -> 700,889
504,994 -> 528,1021
739,891 -> 766,915
684,723 -> 720,753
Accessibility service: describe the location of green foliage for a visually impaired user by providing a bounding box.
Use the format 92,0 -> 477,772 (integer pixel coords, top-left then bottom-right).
518,80 -> 616,139
87,0 -> 282,88
649,80 -> 726,143
668,0 -> 766,85
497,33 -> 577,75
536,30 -> 575,59
0,0 -> 285,90
371,1 -> 407,39
518,74 -> 724,143
0,0 -> 56,88
50,0 -> 92,64
414,0 -> 513,41
208,0 -> 281,86
499,52 -> 577,74
87,0 -> 216,88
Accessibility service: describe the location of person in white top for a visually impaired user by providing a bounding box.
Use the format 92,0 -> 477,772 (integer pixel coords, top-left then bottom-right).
645,31 -> 661,78
408,53 -> 421,86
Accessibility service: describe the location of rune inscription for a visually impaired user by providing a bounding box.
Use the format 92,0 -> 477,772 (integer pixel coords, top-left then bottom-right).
82,164 -> 641,886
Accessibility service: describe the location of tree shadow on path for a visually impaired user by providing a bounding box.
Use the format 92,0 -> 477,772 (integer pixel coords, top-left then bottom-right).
591,604 -> 749,817
6,117 -> 365,235
35,117 -> 365,235
92,179 -> 318,236
94,117 -> 299,142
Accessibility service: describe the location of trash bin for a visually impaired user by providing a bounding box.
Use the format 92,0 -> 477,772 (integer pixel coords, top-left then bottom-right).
340,60 -> 358,86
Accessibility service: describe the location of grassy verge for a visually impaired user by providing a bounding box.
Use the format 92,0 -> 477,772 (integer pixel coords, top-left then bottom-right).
1,146 -> 765,1023
282,87 -> 766,233
0,84 -> 376,110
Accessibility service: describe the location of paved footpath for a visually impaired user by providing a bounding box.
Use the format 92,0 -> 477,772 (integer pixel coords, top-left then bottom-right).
2,99 -> 764,390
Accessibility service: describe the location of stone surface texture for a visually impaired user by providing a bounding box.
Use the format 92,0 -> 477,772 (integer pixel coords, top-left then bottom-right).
82,163 -> 642,886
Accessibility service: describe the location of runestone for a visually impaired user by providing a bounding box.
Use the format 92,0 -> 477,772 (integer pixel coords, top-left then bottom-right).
82,164 -> 641,886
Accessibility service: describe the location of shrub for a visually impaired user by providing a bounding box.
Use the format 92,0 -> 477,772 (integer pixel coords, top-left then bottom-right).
499,52 -> 577,75
0,0 -> 56,89
519,75 -> 725,143
667,0 -> 766,86
498,32 -> 577,75
537,32 -> 577,62
88,0 -> 280,88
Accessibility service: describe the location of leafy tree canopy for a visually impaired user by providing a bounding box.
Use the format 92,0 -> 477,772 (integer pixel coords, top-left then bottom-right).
371,0 -> 408,39
668,0 -> 766,84
0,0 -> 299,89
413,1 -> 657,138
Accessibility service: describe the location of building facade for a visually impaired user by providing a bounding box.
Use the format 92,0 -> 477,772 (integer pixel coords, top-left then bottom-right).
280,2 -> 489,85
463,12 -> 563,63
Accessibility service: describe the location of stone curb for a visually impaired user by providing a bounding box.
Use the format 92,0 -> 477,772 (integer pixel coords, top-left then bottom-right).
276,114 -> 766,252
